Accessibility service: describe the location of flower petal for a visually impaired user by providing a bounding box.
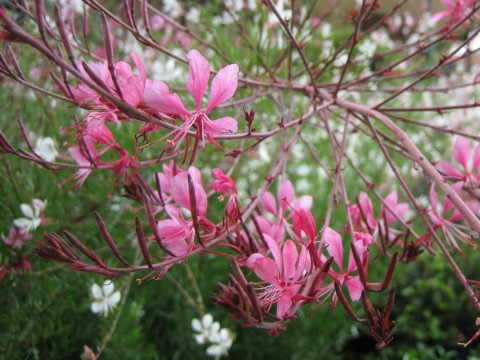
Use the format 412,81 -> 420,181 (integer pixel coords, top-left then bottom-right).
91,283 -> 103,300
278,180 -> 295,213
143,80 -> 191,115
203,117 -> 238,135
253,257 -> 279,284
205,64 -> 239,113
20,204 -> 34,219
282,240 -> 298,280
102,281 -> 114,296
454,136 -> 471,171
324,227 -> 343,270
261,191 -> 277,216
187,50 -> 210,112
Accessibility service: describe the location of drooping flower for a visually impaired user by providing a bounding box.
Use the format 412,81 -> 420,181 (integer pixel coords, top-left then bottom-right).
212,168 -> 239,223
3,227 -> 32,248
349,191 -> 377,232
428,183 -> 480,251
438,136 -> 480,190
13,199 -> 47,233
320,227 -> 367,303
34,137 -> 57,162
143,50 -> 239,161
380,191 -> 409,225
247,235 -> 310,318
90,280 -> 121,317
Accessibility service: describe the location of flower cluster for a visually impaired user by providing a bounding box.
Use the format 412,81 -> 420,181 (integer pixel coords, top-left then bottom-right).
192,314 -> 234,358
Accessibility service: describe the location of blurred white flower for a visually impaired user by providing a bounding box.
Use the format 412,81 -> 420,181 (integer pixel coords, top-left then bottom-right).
163,0 -> 183,18
34,137 -> 57,162
13,199 -> 47,233
185,7 -> 200,23
206,328 -> 233,358
192,314 -> 220,344
192,314 -> 234,358
90,281 -> 121,317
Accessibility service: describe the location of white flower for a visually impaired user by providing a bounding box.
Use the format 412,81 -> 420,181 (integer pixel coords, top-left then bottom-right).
90,281 -> 121,317
163,0 -> 183,18
13,199 -> 46,233
185,7 -> 200,24
192,314 -> 220,344
206,328 -> 233,358
34,137 -> 57,162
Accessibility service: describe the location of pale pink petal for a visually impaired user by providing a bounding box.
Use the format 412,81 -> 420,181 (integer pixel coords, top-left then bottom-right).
203,117 -> 238,135
432,10 -> 448,23
205,64 -> 239,113
278,180 -> 295,213
187,50 -> 210,112
346,241 -> 364,273
131,53 -> 146,84
143,80 -> 191,115
324,227 -> 344,271
293,195 -> 313,210
277,297 -> 292,318
454,136 -> 471,171
282,240 -> 298,280
345,276 -> 363,301
253,257 -> 279,284
264,233 -> 282,272
261,191 -> 278,216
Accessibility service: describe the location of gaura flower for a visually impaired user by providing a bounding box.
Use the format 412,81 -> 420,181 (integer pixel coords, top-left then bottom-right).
34,137 -> 57,162
192,314 -> 221,344
13,199 -> 47,233
143,49 -> 239,160
90,280 -> 121,316
3,227 -> 32,248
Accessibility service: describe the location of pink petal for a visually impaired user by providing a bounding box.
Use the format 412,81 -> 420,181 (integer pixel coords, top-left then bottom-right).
205,64 -> 239,113
429,184 -> 439,217
157,219 -> 187,243
253,257 -> 279,284
473,146 -> 480,172
347,240 -> 364,273
261,191 -> 278,216
143,80 -> 191,115
277,180 -> 295,213
277,297 -> 292,318
203,116 -> 238,135
454,136 -> 471,172
264,233 -> 283,272
294,246 -> 308,281
345,276 -> 363,301
282,240 -> 298,281
187,50 -> 210,113
293,195 -> 313,210
246,253 -> 265,268
438,161 -> 464,178
324,227 -> 344,270
170,172 -> 208,215
432,10 -> 448,23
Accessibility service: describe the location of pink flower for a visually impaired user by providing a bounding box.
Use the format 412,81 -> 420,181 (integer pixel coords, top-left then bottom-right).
321,227 -> 367,303
428,183 -> 479,251
157,205 -> 196,256
438,136 -> 480,189
170,167 -> 208,216
154,161 -> 186,205
380,191 -> 409,225
143,50 -> 239,158
68,143 -> 96,187
247,235 -> 310,318
72,54 -> 146,108
349,192 -> 377,232
3,227 -> 32,248
212,168 -> 237,194
432,0 -> 475,25
212,168 -> 239,223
